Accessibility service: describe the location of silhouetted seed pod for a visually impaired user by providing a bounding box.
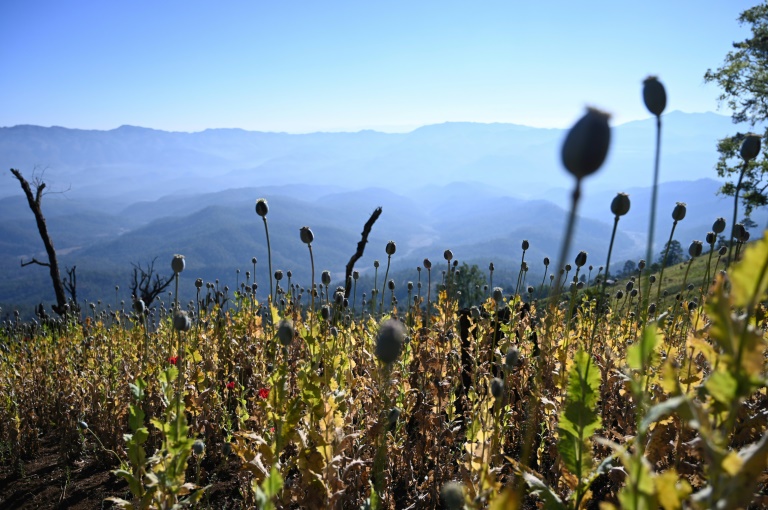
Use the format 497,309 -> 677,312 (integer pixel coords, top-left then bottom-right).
407,281 -> 413,291
78,421 -> 89,430
740,133 -> 762,162
423,258 -> 432,269
388,407 -> 401,428
577,281 -> 585,290
687,284 -> 694,291
689,240 -> 703,258
630,289 -> 638,298
543,257 -> 550,266
706,232 -> 716,245
638,260 -> 646,270
672,202 -> 687,221
611,192 -> 631,216
343,298 -> 349,308
441,482 -> 465,510
386,241 -> 396,255
385,279 -> 394,291
565,264 -> 572,272
733,223 -> 747,241
334,292 -> 344,305
616,290 -> 624,299
718,246 -> 728,256
506,346 -> 520,369
688,301 -> 698,312
321,305 -> 331,321
522,240 -> 529,251
375,319 -> 405,364
255,198 -> 268,217
171,254 -> 185,274
274,270 -> 283,281
648,303 -> 656,315
322,271 -> 331,286
192,440 -> 205,455
453,260 -> 458,268
353,270 -> 359,280
575,251 -> 587,268
173,311 -> 191,332
300,226 -> 314,244
444,250 -> 453,261
489,262 -> 495,271
712,217 -> 726,234
561,107 -> 611,180
133,299 -> 145,315
740,230 -> 750,243
527,285 -> 535,294
493,287 -> 504,302
649,275 -> 657,284
490,377 -> 504,399
252,257 -> 257,264
642,76 -> 667,116
287,270 -> 292,279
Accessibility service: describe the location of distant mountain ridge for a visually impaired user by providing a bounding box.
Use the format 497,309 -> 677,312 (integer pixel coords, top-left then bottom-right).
1,111 -> 741,203
3,112 -> 765,315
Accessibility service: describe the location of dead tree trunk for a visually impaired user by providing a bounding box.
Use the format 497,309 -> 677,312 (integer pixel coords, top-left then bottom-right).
11,168 -> 68,315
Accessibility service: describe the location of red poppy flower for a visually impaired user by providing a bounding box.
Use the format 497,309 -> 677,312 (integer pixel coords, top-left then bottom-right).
258,387 -> 269,399
168,356 -> 178,365
226,381 -> 236,390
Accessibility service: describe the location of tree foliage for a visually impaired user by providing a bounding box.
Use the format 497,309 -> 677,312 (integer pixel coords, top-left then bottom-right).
658,239 -> 684,268
704,2 -> 768,218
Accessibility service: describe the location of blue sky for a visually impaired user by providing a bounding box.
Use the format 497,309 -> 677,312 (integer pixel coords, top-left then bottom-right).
0,0 -> 757,133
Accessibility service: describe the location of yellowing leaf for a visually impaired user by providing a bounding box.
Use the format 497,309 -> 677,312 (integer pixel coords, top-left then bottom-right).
729,231 -> 768,309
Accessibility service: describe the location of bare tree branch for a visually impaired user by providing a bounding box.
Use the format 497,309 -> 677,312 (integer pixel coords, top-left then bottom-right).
344,207 -> 382,298
21,257 -> 51,268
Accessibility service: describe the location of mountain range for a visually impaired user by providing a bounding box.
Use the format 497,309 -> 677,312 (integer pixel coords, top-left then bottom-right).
1,112 -> 764,316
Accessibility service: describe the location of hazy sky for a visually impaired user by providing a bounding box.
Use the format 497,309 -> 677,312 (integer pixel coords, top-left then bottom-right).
0,1 -> 757,133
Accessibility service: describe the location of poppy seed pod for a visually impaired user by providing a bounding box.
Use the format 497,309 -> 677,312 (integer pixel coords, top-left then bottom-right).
493,287 -> 504,302
506,346 -> 520,369
648,303 -> 657,315
611,192 -> 631,217
192,440 -> 205,455
386,241 -> 396,255
489,262 -> 494,271
407,281 -> 413,291
321,305 -> 331,321
638,260 -> 646,270
255,198 -> 268,217
575,251 -> 588,268
561,107 -> 611,180
740,230 -> 750,243
277,319 -> 294,346
672,203 -> 687,222
353,270 -> 359,280
423,258 -> 432,269
274,270 -> 283,281
300,226 -> 314,244
740,133 -> 762,162
444,250 -> 453,261
649,274 -> 657,284
387,280 -> 395,291
133,299 -> 145,315
252,257 -> 257,264
543,257 -> 550,266
388,407 -> 401,428
321,271 -> 331,286
712,217 -> 726,234
688,240 -> 703,258
521,240 -> 529,251
374,260 -> 380,268
441,481 -> 465,510
171,254 -> 185,274
527,285 -> 535,294
375,319 -> 405,364
616,290 -> 624,299
173,311 -> 191,332
706,232 -> 716,245
642,76 -> 667,117
565,264 -> 572,272
490,377 -> 504,399
718,246 -> 728,256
